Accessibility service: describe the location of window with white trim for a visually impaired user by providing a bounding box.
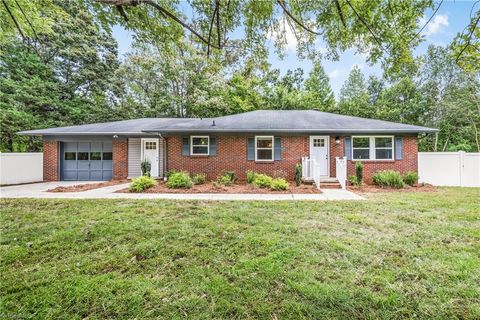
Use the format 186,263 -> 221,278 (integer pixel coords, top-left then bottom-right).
255,136 -> 274,161
190,136 -> 209,155
352,136 -> 394,160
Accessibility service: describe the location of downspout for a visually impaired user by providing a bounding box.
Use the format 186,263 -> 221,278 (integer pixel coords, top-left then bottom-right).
158,133 -> 167,178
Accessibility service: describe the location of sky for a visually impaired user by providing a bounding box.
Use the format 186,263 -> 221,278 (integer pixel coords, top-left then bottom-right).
112,1 -> 474,97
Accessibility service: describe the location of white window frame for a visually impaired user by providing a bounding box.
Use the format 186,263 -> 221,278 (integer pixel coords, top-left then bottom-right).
255,136 -> 274,161
352,136 -> 394,160
190,136 -> 210,156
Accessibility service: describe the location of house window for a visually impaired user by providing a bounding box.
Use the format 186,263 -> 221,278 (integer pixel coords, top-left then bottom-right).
374,137 -> 393,160
255,136 -> 274,161
352,136 -> 394,160
191,136 -> 209,155
78,152 -> 89,161
102,152 -> 113,160
145,141 -> 156,150
64,152 -> 76,160
90,152 -> 101,160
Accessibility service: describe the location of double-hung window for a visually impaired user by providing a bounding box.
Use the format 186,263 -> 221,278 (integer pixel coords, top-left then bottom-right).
352,136 -> 394,160
190,136 -> 209,155
255,136 -> 274,161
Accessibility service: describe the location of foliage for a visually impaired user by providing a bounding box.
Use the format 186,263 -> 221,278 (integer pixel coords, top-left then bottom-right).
216,171 -> 236,186
372,170 -> 405,189
252,174 -> 273,188
166,171 -> 192,189
450,10 -> 480,74
355,161 -> 364,185
141,160 -> 151,177
192,173 -> 207,185
129,176 -> 157,192
348,175 -> 360,186
403,171 -> 419,186
2,188 -> 480,318
270,178 -> 289,191
294,163 -> 302,186
246,171 -> 257,184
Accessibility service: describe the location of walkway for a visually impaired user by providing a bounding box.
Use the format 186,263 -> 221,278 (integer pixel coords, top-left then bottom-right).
0,181 -> 364,201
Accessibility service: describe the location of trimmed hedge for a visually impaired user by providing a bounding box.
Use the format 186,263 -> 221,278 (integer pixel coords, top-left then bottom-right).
372,170 -> 404,189
129,176 -> 157,192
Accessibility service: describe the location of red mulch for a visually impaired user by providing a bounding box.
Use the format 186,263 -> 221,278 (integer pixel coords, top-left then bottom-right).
117,181 -> 321,194
47,180 -> 128,193
348,183 -> 437,194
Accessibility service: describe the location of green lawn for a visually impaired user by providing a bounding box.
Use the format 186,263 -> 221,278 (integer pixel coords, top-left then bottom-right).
1,188 -> 479,319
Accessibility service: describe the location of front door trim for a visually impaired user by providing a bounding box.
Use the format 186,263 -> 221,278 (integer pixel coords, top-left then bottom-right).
141,138 -> 159,177
309,135 -> 330,177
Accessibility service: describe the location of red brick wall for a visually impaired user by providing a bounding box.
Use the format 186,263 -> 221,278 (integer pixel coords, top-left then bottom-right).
167,136 -> 308,181
330,135 -> 418,184
43,141 -> 59,181
113,140 -> 128,180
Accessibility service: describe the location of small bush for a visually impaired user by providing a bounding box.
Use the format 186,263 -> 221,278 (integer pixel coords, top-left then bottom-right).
271,178 -> 289,191
403,171 -> 419,186
141,160 -> 151,177
294,163 -> 302,186
129,176 -> 157,192
348,175 -> 360,186
355,161 -> 363,184
216,171 -> 237,186
192,173 -> 207,185
253,174 -> 273,188
373,170 -> 404,189
166,171 -> 192,189
166,170 -> 179,179
246,170 -> 257,184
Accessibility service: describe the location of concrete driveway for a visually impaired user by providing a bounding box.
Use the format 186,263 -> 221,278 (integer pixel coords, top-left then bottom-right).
0,181 -> 364,201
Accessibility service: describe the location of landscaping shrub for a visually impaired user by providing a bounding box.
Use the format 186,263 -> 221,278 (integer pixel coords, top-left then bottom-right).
348,175 -> 360,186
216,171 -> 236,186
373,170 -> 404,189
246,170 -> 257,184
294,163 -> 302,186
166,171 -> 192,189
141,160 -> 151,177
166,170 -> 179,179
403,171 -> 419,186
253,174 -> 273,188
271,178 -> 289,191
355,161 -> 363,185
129,176 -> 157,192
192,173 -> 207,185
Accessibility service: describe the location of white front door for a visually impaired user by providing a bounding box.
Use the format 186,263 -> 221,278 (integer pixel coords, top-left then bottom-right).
310,136 -> 329,177
141,138 -> 159,177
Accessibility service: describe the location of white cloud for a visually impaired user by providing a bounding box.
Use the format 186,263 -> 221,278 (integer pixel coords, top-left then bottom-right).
420,14 -> 449,36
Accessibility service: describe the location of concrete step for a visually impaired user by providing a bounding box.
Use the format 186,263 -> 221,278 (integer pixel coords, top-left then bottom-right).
320,182 -> 342,189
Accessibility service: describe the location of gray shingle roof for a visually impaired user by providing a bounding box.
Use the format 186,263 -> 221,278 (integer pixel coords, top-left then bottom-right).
19,110 -> 438,136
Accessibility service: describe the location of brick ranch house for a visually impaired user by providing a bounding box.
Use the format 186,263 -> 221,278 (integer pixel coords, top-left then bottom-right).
19,110 -> 437,184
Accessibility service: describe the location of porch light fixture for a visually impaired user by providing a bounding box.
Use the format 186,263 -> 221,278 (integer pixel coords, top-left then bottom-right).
113,135 -> 118,139
335,136 -> 340,144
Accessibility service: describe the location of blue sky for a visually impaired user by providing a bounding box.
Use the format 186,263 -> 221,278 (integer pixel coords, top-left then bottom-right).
112,1 -> 474,96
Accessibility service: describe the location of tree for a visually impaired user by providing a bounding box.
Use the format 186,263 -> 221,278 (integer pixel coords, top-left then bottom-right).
303,61 -> 335,111
337,66 -> 373,117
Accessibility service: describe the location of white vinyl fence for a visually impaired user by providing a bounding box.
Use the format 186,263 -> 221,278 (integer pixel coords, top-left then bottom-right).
418,152 -> 480,187
0,153 -> 43,185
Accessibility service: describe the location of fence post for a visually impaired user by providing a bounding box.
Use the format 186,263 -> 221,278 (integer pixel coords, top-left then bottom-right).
459,151 -> 465,187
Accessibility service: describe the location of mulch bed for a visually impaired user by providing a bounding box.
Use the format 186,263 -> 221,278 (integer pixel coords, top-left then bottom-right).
348,183 -> 437,194
47,180 -> 128,193
117,181 -> 321,194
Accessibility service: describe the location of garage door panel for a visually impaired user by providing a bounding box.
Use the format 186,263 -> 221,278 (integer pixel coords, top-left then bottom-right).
61,141 -> 113,181
64,171 -> 77,180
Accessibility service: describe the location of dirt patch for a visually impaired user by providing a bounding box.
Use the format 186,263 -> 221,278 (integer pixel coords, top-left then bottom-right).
47,180 -> 128,193
349,183 -> 437,194
117,181 -> 321,194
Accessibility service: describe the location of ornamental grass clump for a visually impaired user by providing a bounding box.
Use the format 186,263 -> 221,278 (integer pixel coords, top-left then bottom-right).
129,176 -> 157,192
166,171 -> 192,189
373,170 -> 404,189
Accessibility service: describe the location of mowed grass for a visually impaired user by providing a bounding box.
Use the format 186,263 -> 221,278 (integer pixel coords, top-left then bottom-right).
1,188 -> 479,319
